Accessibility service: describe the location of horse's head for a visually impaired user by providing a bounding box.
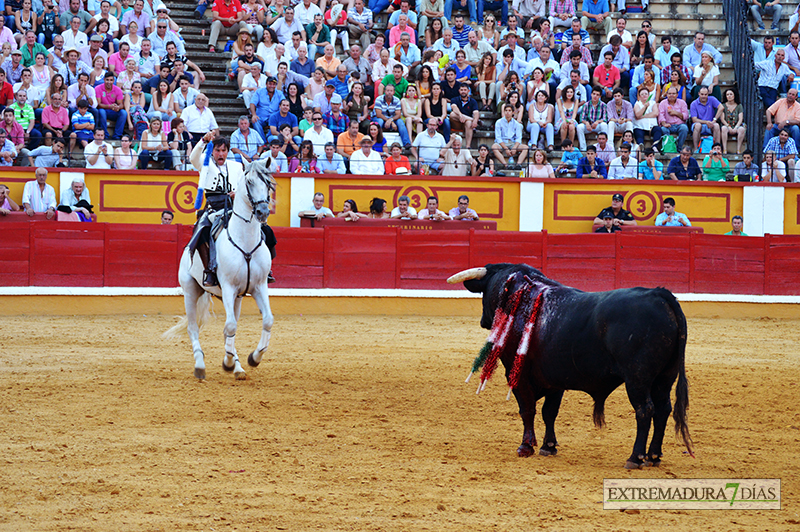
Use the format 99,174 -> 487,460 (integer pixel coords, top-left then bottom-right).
242,158 -> 276,223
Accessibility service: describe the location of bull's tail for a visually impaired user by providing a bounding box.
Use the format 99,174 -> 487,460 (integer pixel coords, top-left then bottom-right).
659,288 -> 694,457
592,399 -> 606,428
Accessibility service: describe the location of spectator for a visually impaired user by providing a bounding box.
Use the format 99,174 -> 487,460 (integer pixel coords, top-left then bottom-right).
689,86 -> 721,151
182,93 -> 219,144
268,98 -> 300,144
113,133 -> 138,169
58,175 -> 92,217
325,0 -> 350,53
230,114 -> 265,163
441,134 -> 474,176
450,84 -> 479,149
0,183 -> 20,214
527,88 -> 555,151
581,0 -> 612,35
208,0 -> 246,53
556,83 -> 580,144
94,0 -> 121,40
733,149 -> 760,181
715,87 -> 745,155
418,196 -> 451,220
607,141 -> 636,179
303,109 -> 334,158
342,44 -> 370,92
121,0 -> 150,37
599,35 -> 630,88
607,17 -> 633,50
592,193 -> 636,228
691,51 -> 720,101
116,58 -> 141,94
62,16 -> 89,50
654,35 -> 680,68
329,64 -> 350,98
262,137 -> 289,173
346,0 -> 372,51
367,197 -> 390,218
576,144 -> 606,178
161,210 -> 174,224
0,129 -> 16,165
576,86 -> 608,151
373,84 -> 411,148
173,75 -> 199,115
349,134 -> 383,174
316,43 -> 340,79
378,63 -> 408,99
556,137 -> 581,174
472,143 -> 495,176
493,103 -> 528,167
763,87 -> 800,150
549,0 -> 575,30
629,53 -> 660,102
316,141 -> 345,173
388,14 -> 415,48
751,34 -> 777,64
400,84 -> 423,139
449,194 -> 479,220
594,130 -> 615,165
595,212 -> 620,233
557,52 -> 590,98
3,49 -> 24,84
750,0 -> 782,31
701,142 -> 730,182
60,47 -> 91,87
666,145 -> 702,180
629,31 -> 653,72
393,31 -> 421,81
9,88 -> 41,147
336,198 -> 366,221
20,31 -> 47,68
302,191 -> 333,219
655,197 -> 691,227
632,86 -> 661,149
638,147 -> 663,179
0,70 -> 15,107
83,127 -> 112,168
1,108 -> 24,153
390,194 -> 417,219
21,166 -> 56,218
40,89 -> 69,143
593,51 -> 620,101
324,93 -> 349,140
124,80 -> 147,138
336,119 -> 363,161
411,116 -> 446,174
148,77 -> 174,122
525,45 -> 559,97
606,87 -> 633,140
367,122 -> 387,155
289,138 -> 321,173
682,32 -> 722,70
763,128 -> 798,182
725,215 -> 748,236
305,13 -> 329,59
661,67 -> 690,104
761,150 -> 787,182
312,78 -> 336,115
497,31 -> 525,63
95,71 -> 126,139
21,137 -> 66,166
658,86 -> 689,150
384,141 -> 411,174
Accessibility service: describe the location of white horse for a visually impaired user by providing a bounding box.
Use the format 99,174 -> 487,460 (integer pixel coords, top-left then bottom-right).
165,158 -> 276,380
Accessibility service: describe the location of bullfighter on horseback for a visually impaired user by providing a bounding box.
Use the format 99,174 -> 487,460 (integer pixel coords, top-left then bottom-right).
188,132 -> 277,286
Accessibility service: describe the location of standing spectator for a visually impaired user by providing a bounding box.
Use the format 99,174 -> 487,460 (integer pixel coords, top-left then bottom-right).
658,86 -> 689,150
349,135 -> 383,174
750,0 -> 782,31
441,134 -> 474,176
346,0 -> 372,52
492,103 -> 528,166
182,93 -> 219,144
208,0 -> 245,53
411,116 -> 446,174
764,128 -> 798,182
701,142 -> 730,182
689,86 -> 720,152
84,127 -> 113,168
21,166 -> 56,218
317,141 -> 346,173
581,0 -> 612,35
666,145 -> 702,180
655,197 -> 691,227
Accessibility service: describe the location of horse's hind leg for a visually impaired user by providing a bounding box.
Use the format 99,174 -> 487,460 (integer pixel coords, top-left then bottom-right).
184,280 -> 206,380
247,286 -> 274,368
222,288 -> 247,380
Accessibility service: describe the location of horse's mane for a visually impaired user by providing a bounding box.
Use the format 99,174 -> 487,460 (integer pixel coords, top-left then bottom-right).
244,157 -> 277,189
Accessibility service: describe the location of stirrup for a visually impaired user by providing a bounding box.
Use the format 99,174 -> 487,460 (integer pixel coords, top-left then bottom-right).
267,271 -> 276,284
203,269 -> 218,287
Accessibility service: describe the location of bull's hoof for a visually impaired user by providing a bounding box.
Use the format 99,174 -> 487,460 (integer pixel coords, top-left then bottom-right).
516,443 -> 535,457
625,460 -> 645,470
194,367 -> 206,380
644,454 -> 662,467
247,351 -> 260,367
539,443 -> 558,456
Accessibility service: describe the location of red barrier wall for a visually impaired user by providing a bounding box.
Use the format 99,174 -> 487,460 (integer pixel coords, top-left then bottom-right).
3,223 -> 800,295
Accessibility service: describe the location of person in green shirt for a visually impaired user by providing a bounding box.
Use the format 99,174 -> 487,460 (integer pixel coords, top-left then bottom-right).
702,142 -> 730,181
379,64 -> 409,98
306,14 -> 332,59
19,31 -> 49,68
724,215 -> 748,236
7,89 -> 42,148
298,106 -> 314,133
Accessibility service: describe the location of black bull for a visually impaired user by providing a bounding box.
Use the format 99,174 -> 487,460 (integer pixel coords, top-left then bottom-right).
451,263 -> 693,469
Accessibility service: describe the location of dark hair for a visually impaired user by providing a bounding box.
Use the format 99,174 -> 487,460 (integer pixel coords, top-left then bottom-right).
620,142 -> 632,152
631,30 -> 653,59
162,209 -> 174,217
743,149 -> 753,157
664,197 -> 676,207
369,197 -> 387,214
569,50 -> 581,59
643,147 -> 654,156
212,137 -> 230,150
732,215 -> 743,222
561,138 -> 572,147
586,145 -> 596,153
724,87 -> 740,104
591,86 -> 602,95
603,51 -> 614,59
612,87 -> 624,97
344,199 -> 358,212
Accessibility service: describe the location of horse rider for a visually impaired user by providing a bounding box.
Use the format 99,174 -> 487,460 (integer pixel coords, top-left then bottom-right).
189,133 -> 277,286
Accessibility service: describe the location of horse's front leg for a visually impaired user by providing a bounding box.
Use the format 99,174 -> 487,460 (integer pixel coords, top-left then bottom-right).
222,288 -> 246,380
247,286 -> 274,368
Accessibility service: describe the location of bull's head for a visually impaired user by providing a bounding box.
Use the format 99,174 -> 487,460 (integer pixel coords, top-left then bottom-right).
448,263 -> 551,330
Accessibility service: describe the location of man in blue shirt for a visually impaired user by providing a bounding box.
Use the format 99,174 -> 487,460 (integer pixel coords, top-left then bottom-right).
268,99 -> 301,144
492,103 -> 528,166
249,76 -> 285,139
580,0 -> 611,35
317,141 -> 347,173
638,147 -> 664,179
576,145 -> 607,178
666,146 -> 703,180
655,197 -> 692,227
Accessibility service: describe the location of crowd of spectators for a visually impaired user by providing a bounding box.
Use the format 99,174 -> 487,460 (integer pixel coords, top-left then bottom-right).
0,0 -> 794,183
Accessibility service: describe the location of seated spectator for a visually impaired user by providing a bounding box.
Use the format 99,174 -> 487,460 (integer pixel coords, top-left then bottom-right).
393,31 -> 421,82
373,84 -> 411,148
124,80 -> 148,139
236,42 -> 265,90
629,54 -> 660,102
750,0 -> 782,30
301,192 -> 333,219
576,86 -> 608,151
325,0 -> 350,54
114,134 -> 139,169
473,143 -> 495,176
593,51 -> 620,101
555,84 -> 580,145
756,48 -> 792,110
632,86 -> 661,150
638,147 -> 663,179
691,51 -> 720,101
69,98 -> 95,151
276,123 -> 300,157
733,149 -> 760,181
268,98 -> 301,144
317,141 -> 347,173
182,93 -> 219,144
599,35 -> 630,88
289,139 -> 322,173
666,146 -> 703,180
207,0 -> 245,53
560,34 -> 593,70
306,13 -> 331,59
262,138 -> 289,173
40,90 -> 70,144
761,150 -> 787,182
316,43 -> 340,79
390,194 -> 417,219
384,142 -> 411,174
595,212 -> 620,233
116,57 -> 142,93
58,175 -> 92,219
21,137 -> 65,166
658,86 -> 689,151
312,78 -> 336,115
701,142 -> 730,182
763,88 -> 800,151
418,196 -> 451,220
231,114 -> 265,163
493,103 -> 528,167
324,94 -> 349,141
548,0 -> 575,30
441,134 -> 474,176
327,64 -> 350,99
525,47 -> 559,100
576,144 -> 607,178
22,166 -> 56,218
421,82 -> 450,142
173,75 -> 199,115
764,128 -> 798,182
556,137 -> 581,174
9,88 -> 41,148
449,195 -> 479,220
337,120 -> 364,161
528,147 -> 556,178
366,197 -> 390,218
592,192 -> 637,228
606,87 -> 634,141
655,197 -> 691,227
304,109 -> 334,158
411,117 -> 446,174
400,84 -> 423,140
137,117 -> 173,170
349,135 -> 383,174
0,128 -> 16,165
594,130 -> 615,165
62,17 -> 89,51
725,215 -> 748,236
0,183 -> 20,214
607,17 -> 633,50
378,63 -> 408,99
96,72 -> 126,139
347,0 -> 373,51
336,198 -> 367,221
654,37 -> 681,69
250,76 -> 284,138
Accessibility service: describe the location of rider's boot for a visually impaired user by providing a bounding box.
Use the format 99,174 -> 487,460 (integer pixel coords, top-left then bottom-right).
198,242 -> 218,287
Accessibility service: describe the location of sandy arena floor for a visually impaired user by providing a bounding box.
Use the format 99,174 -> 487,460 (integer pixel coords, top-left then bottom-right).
0,312 -> 798,531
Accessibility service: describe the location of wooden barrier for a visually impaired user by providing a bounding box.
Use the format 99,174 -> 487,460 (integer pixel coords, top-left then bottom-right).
3,222 -> 800,294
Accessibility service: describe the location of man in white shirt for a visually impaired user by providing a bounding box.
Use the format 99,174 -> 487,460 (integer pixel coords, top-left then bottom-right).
417,196 -> 451,220
294,0 -> 322,26
411,117 -> 446,174
349,135 -> 384,174
607,17 -> 633,50
62,15 -> 89,49
182,93 -> 219,144
21,167 -> 57,218
83,128 -> 113,169
301,192 -> 334,220
390,195 -> 417,219
303,110 -> 334,158
261,138 -> 289,173
607,142 -> 637,180
93,0 -> 120,37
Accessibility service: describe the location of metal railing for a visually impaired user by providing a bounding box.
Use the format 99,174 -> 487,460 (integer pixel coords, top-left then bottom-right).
724,0 -> 765,165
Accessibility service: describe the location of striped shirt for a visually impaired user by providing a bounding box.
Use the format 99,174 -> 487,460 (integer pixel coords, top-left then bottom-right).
70,109 -> 95,129
374,95 -> 402,120
581,100 -> 608,124
8,102 -> 35,129
764,137 -> 798,160
451,25 -> 473,48
549,0 -> 575,17
660,63 -> 693,86
347,7 -> 373,26
756,59 -> 792,90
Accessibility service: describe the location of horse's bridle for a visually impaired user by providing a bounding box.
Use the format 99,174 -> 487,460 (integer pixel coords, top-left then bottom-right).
232,174 -> 275,224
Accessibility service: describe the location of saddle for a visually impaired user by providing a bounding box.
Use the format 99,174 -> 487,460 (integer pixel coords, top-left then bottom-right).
209,209 -> 231,242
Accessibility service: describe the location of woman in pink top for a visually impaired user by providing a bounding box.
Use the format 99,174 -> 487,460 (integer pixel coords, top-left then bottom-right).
527,148 -> 555,178
288,139 -> 321,173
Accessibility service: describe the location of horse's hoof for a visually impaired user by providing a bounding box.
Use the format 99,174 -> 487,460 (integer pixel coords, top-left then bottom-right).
516,443 -> 534,457
625,460 -> 645,470
194,367 -> 206,380
222,360 -> 235,372
234,370 -> 247,380
247,351 -> 260,367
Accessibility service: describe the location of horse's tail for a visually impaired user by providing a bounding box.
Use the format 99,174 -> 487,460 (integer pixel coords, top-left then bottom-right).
162,293 -> 214,339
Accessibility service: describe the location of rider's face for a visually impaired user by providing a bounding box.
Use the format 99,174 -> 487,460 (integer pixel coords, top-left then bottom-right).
213,145 -> 229,166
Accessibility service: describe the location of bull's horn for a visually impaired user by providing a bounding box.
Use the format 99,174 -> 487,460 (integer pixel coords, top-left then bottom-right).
447,267 -> 487,284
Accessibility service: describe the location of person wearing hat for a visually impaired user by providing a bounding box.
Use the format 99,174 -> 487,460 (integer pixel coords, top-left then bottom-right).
3,49 -> 24,84
349,134 -> 383,174
312,79 -> 336,115
324,93 -> 348,140
384,142 -> 411,175
250,75 -> 285,138
61,15 -> 89,50
149,3 -> 178,34
59,175 -> 92,216
80,34 -> 109,69
595,212 -> 620,233
592,193 -> 637,229
58,46 -> 91,86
